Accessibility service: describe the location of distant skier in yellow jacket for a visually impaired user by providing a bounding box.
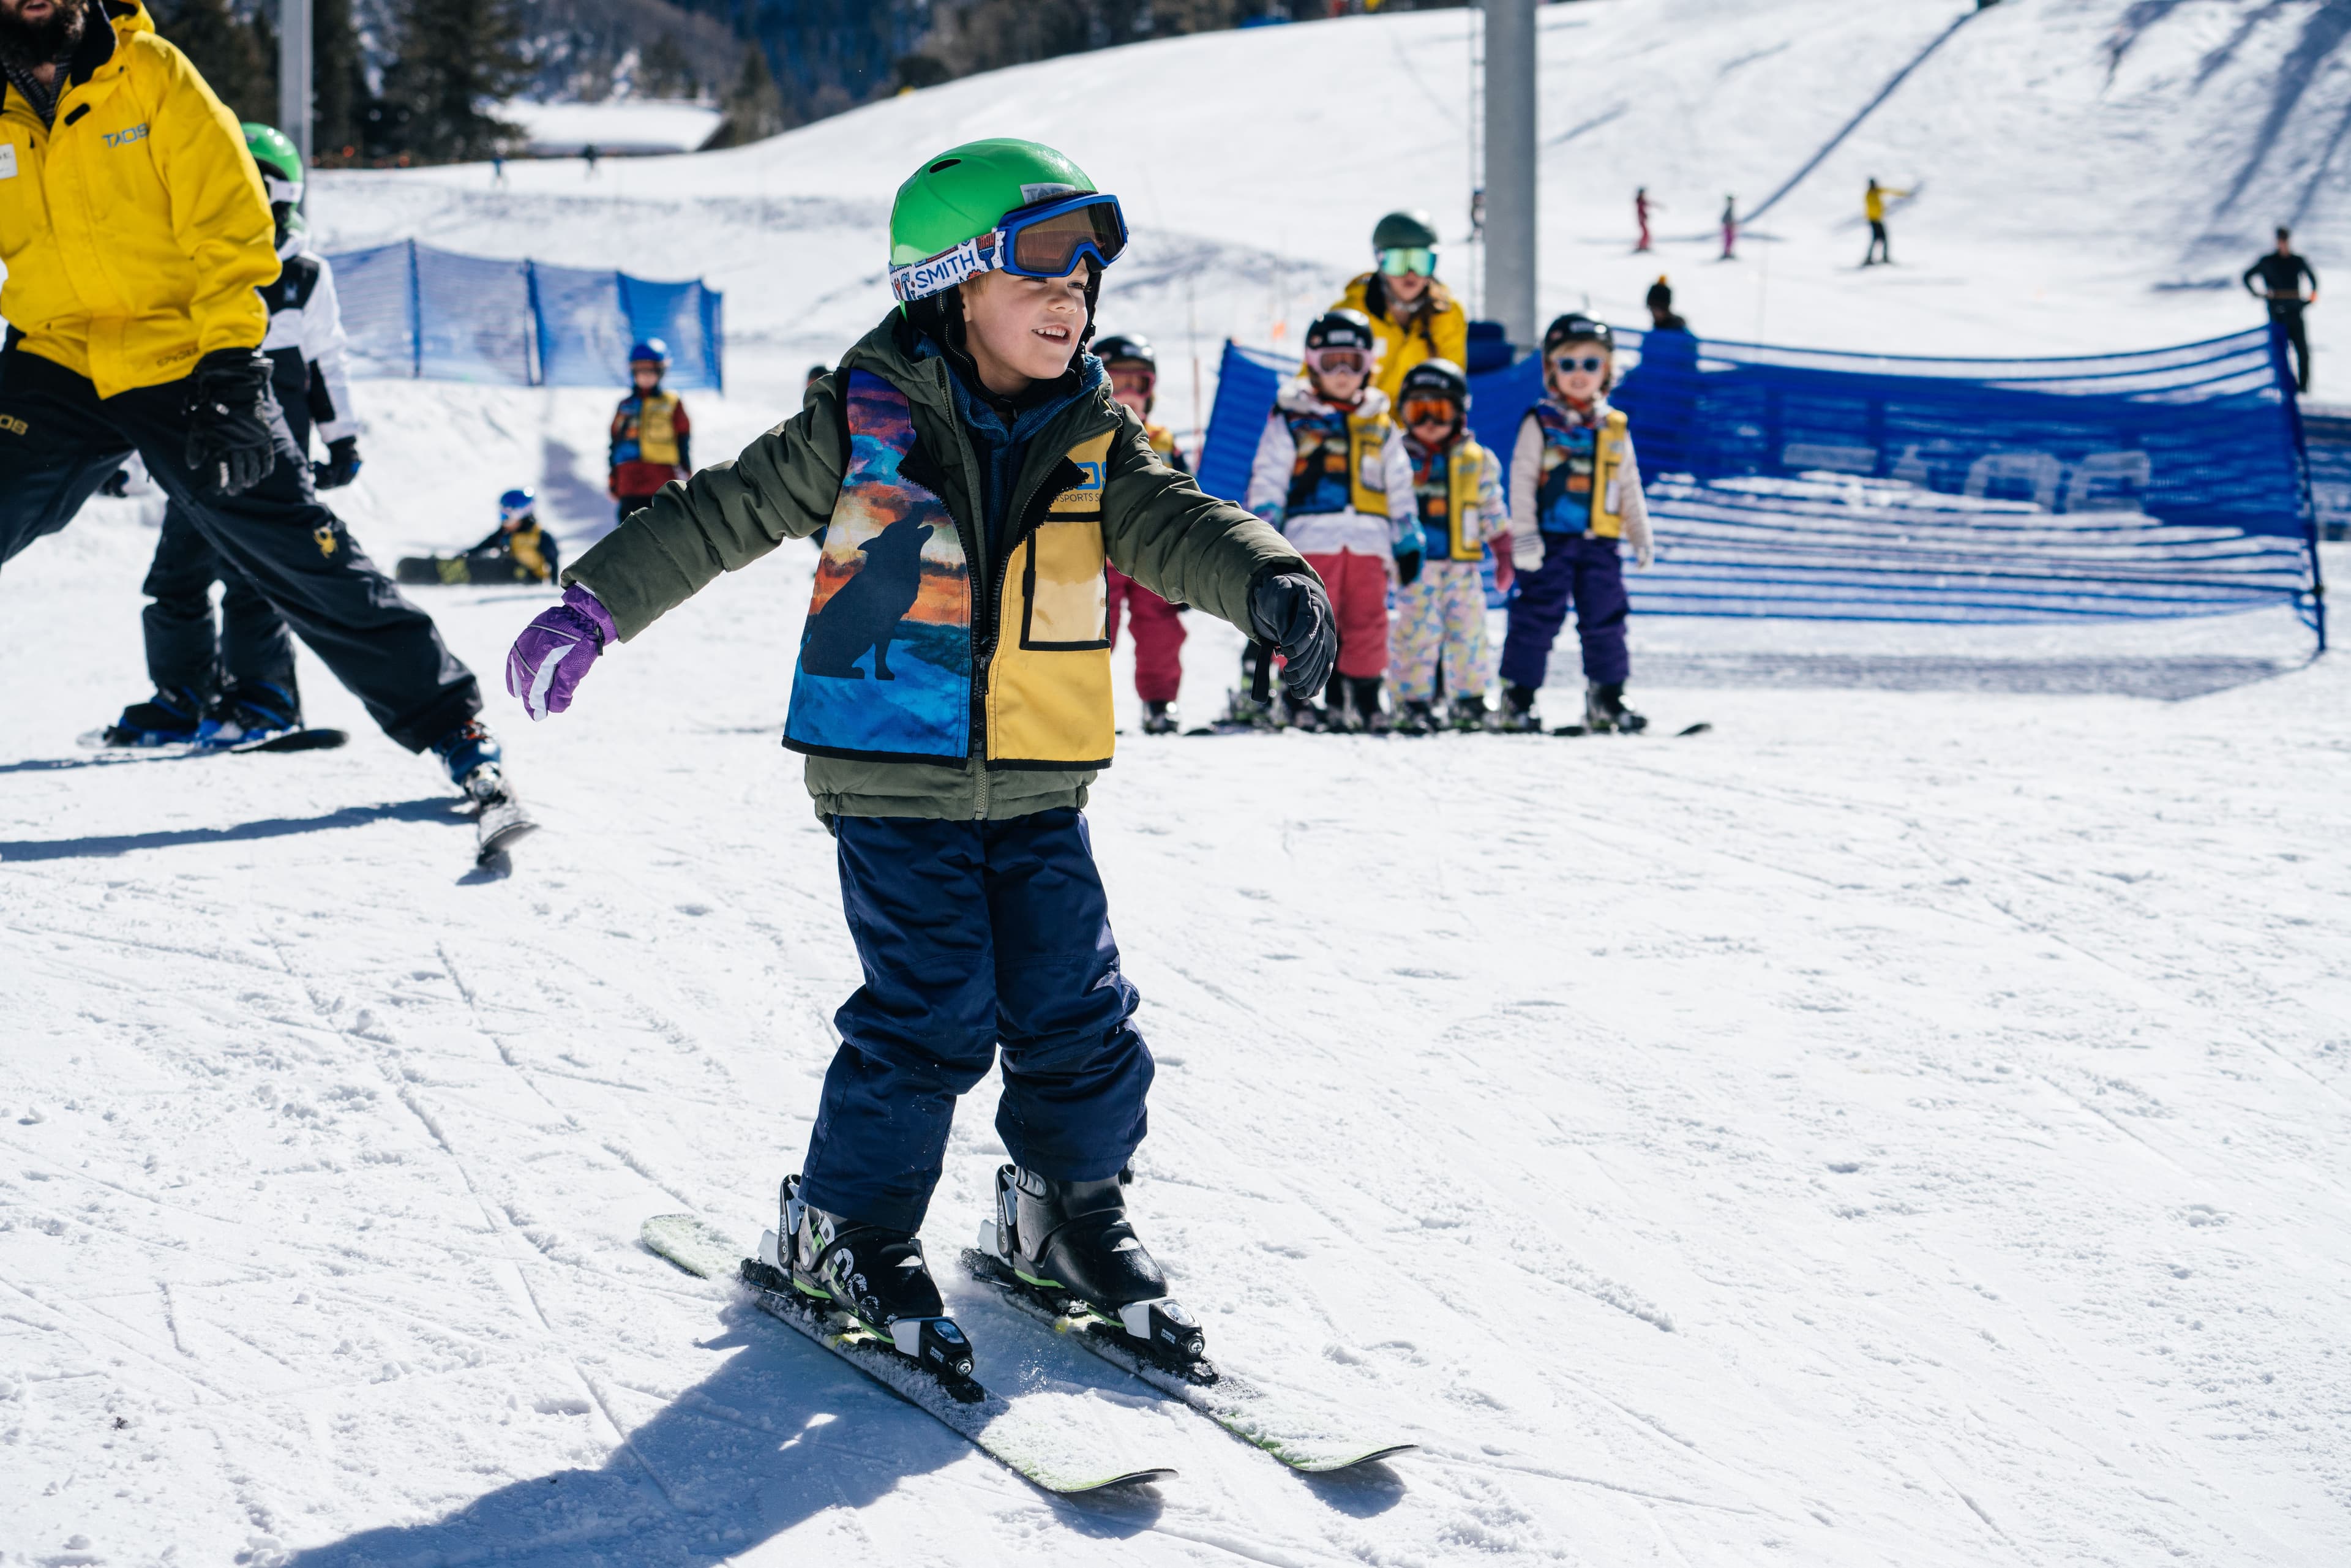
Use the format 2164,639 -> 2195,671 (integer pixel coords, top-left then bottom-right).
1862,177 -> 1911,267
1332,209 -> 1468,405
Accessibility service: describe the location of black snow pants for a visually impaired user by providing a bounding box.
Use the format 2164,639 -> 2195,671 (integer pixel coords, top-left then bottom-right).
141,506 -> 296,700
0,342 -> 479,752
2273,310 -> 2312,394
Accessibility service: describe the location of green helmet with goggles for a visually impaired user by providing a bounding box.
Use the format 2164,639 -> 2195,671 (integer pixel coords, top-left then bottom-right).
887,139 -> 1129,308
242,122 -> 304,206
1373,209 -> 1439,280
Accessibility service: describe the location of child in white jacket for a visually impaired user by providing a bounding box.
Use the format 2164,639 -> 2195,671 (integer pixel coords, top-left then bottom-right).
1245,309 -> 1417,730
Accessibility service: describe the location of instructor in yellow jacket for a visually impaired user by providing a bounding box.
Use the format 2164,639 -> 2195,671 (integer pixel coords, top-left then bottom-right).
1332,209 -> 1468,405
0,0 -> 497,785
1862,176 -> 1910,267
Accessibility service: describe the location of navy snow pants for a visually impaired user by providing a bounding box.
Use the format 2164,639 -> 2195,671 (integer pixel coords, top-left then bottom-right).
800,808 -> 1153,1232
1499,530 -> 1630,690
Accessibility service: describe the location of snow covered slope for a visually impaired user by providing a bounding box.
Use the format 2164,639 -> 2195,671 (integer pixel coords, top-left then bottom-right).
7,4 -> 2351,1566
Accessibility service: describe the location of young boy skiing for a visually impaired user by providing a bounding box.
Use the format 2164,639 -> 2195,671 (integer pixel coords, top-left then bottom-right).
1245,309 -> 1417,730
608,339 -> 691,524
506,140 -> 1335,1377
1093,332 -> 1189,734
1390,359 -> 1509,733
103,122 -> 364,748
1498,314 -> 1655,734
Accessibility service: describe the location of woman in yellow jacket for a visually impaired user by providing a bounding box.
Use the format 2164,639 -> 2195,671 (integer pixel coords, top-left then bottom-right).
1331,209 -> 1468,405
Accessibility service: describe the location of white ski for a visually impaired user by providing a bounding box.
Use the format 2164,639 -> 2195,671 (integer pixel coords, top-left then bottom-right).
640,1215 -> 1176,1496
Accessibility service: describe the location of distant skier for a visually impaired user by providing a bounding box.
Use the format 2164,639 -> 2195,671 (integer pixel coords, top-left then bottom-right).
1093,333 -> 1190,734
1498,315 -> 1655,735
1862,177 -> 1910,266
1625,277 -> 1698,480
0,8 -> 500,800
609,339 -> 692,524
1720,195 -> 1738,261
1247,309 -> 1418,731
1646,275 -> 1688,333
1333,209 -> 1468,405
1635,187 -> 1661,253
582,142 -> 600,178
105,122 -> 367,748
503,139 -> 1333,1379
2244,227 -> 2319,393
397,489 -> 561,585
1390,359 -> 1509,733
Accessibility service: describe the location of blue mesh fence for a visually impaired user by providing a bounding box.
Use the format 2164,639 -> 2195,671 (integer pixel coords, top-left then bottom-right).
323,239 -> 723,390
1197,325 -> 2323,647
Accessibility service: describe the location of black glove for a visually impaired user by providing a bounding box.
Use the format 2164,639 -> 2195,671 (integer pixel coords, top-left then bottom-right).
1248,569 -> 1338,701
313,437 -> 362,490
183,348 -> 277,496
99,468 -> 132,498
1395,549 -> 1423,588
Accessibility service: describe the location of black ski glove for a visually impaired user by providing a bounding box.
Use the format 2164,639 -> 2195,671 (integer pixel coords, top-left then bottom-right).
313,437 -> 363,490
183,348 -> 277,496
1395,549 -> 1423,588
99,468 -> 132,498
1247,569 -> 1338,702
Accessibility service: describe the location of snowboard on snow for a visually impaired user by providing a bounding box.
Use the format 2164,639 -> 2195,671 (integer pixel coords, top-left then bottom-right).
639,1214 -> 1176,1496
395,554 -> 552,587
77,725 -> 351,755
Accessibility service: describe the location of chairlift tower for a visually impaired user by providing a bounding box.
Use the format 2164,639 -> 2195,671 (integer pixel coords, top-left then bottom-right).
279,0 -> 312,177
1482,0 -> 1537,353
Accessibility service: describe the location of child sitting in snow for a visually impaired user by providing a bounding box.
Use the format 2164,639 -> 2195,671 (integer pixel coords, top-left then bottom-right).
1498,314 -> 1654,733
504,139 -> 1335,1380
1390,359 -> 1509,733
1245,309 -> 1417,731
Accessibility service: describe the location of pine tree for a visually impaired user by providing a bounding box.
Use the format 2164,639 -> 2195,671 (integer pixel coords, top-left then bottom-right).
383,0 -> 527,163
312,0 -> 369,162
708,42 -> 784,148
154,0 -> 274,124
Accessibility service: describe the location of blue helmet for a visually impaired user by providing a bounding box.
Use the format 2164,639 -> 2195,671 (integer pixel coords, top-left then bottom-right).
498,487 -> 536,525
629,338 -> 670,368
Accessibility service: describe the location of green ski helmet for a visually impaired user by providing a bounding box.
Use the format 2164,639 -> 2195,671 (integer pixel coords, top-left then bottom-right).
1371,209 -> 1439,252
887,138 -> 1128,312
242,122 -> 304,207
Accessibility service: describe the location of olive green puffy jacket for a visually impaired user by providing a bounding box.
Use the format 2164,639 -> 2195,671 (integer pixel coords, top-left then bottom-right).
563,310 -> 1308,820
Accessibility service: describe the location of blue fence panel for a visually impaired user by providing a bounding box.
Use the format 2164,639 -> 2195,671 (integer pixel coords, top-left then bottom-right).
1198,328 -> 2323,643
321,240 -> 724,391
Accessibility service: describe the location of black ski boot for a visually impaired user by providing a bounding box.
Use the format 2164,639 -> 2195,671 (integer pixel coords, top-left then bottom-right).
1352,676 -> 1392,734
1141,699 -> 1179,735
981,1165 -> 1205,1371
102,685 -> 208,746
1283,690 -> 1326,731
432,719 -> 508,804
1449,694 -> 1492,732
1498,683 -> 1543,733
778,1175 -> 973,1381
1395,698 -> 1437,735
1585,681 -> 1648,734
198,678 -> 301,748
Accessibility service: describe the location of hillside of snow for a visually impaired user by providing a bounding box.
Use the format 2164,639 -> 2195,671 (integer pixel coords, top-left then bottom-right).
6,3 -> 2351,1566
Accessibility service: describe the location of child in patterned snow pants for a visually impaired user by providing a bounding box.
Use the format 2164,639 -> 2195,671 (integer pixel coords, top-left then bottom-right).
1392,565 -> 1491,710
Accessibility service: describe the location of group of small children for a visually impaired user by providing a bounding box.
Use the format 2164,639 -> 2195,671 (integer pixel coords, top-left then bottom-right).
1235,209 -> 1652,735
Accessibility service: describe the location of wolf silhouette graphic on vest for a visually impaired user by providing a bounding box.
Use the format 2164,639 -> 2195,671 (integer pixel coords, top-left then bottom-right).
801,516 -> 936,680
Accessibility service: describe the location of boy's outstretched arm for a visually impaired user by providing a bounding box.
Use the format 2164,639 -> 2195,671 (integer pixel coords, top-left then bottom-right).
1099,407 -> 1307,632
564,377 -> 851,643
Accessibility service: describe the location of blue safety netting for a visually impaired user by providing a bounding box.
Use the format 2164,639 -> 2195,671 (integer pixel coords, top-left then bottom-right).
1197,326 -> 2324,647
322,239 -> 724,390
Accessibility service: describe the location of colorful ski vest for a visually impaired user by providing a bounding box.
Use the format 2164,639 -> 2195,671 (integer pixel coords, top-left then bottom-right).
1283,403 -> 1393,518
1533,402 -> 1630,538
783,369 -> 1117,770
1409,438 -> 1493,562
612,389 -> 686,466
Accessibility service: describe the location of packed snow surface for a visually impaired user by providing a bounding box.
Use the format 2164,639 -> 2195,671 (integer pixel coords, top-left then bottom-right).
6,2 -> 2351,1564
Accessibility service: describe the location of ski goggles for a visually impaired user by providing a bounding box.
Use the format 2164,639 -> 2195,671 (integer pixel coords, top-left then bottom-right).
1399,396 -> 1461,427
261,172 -> 303,207
889,192 -> 1130,304
1108,363 -> 1157,399
1548,353 -> 1608,375
1378,246 -> 1438,277
1304,346 -> 1370,376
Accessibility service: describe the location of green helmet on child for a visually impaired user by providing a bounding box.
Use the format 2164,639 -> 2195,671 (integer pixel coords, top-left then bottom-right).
887,139 -> 1130,310
242,122 -> 303,205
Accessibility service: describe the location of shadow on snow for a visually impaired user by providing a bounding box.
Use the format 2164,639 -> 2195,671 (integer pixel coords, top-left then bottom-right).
0,798 -> 462,861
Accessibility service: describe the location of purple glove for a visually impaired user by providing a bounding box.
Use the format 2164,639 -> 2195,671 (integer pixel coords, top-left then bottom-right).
506,585 -> 617,719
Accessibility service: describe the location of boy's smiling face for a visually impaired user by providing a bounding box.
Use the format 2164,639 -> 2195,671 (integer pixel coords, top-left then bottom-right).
960,269 -> 1089,397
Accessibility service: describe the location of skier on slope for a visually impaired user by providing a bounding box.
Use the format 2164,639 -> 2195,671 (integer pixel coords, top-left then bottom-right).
0,0 -> 504,798
1861,176 -> 1910,266
1720,195 -> 1738,261
1389,359 -> 1510,734
609,339 -> 692,525
2244,226 -> 2319,393
1635,187 -> 1662,253
1333,209 -> 1469,406
1245,309 -> 1418,732
1498,315 -> 1655,735
102,123 -> 366,748
1093,332 -> 1190,735
504,140 -> 1335,1376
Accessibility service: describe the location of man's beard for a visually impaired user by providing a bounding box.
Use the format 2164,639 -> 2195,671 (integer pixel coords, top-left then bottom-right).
0,0 -> 87,69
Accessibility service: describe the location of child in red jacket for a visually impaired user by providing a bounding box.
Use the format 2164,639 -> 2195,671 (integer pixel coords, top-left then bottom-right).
609,338 -> 691,523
